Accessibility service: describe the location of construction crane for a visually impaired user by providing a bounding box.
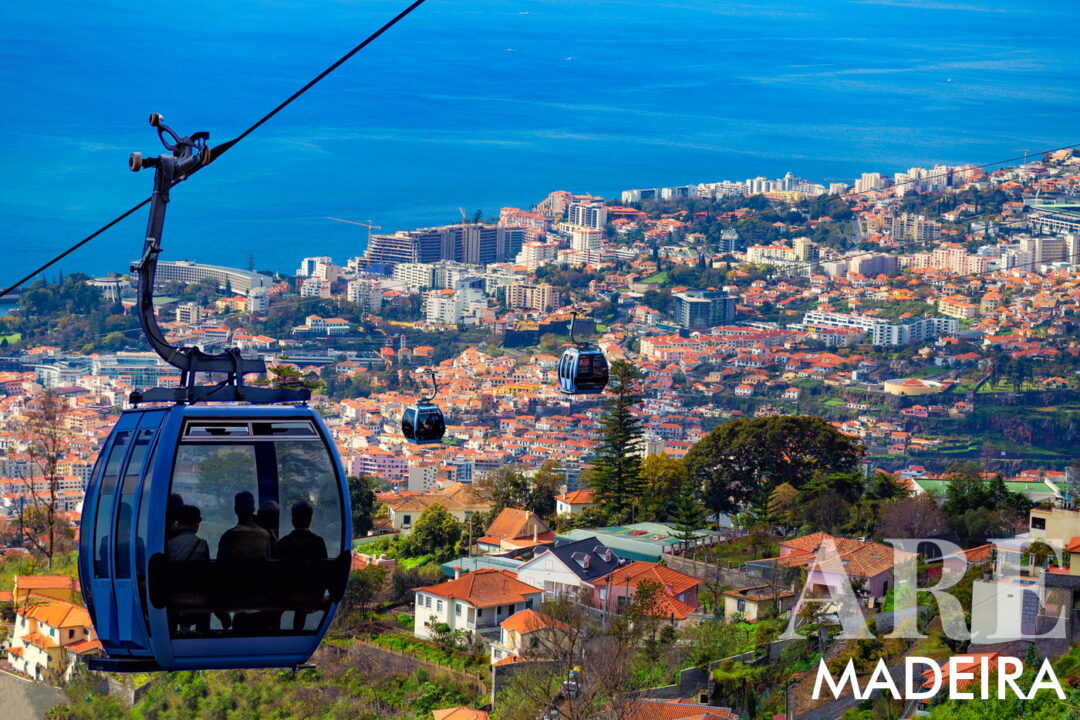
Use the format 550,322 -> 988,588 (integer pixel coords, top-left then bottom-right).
327,216 -> 381,243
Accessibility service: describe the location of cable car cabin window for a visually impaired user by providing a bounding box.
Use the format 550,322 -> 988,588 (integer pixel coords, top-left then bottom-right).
402,408 -> 417,439
164,430 -> 343,638
184,423 -> 251,438
116,429 -> 154,580
578,353 -> 608,381
420,408 -> 445,439
94,431 -> 130,578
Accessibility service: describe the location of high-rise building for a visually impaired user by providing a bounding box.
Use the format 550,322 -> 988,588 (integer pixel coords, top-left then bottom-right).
347,278 -> 384,313
854,172 -> 886,194
296,256 -> 332,277
792,237 -> 819,261
175,302 -> 200,324
566,202 -> 608,229
366,224 -> 509,267
516,241 -> 559,270
673,290 -> 736,329
506,283 -> 558,312
393,263 -> 437,290
246,288 -> 270,314
849,254 -> 898,277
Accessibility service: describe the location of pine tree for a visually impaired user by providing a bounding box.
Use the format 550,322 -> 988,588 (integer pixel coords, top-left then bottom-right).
588,360 -> 645,520
670,481 -> 707,550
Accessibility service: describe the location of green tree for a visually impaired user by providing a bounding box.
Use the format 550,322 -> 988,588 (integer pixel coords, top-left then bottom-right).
669,481 -> 707,549
528,460 -> 563,520
482,461 -> 560,519
638,454 -> 688,521
404,503 -> 463,561
588,361 -> 646,520
766,482 -> 798,529
685,415 -> 864,519
347,475 -> 377,537
332,565 -> 388,633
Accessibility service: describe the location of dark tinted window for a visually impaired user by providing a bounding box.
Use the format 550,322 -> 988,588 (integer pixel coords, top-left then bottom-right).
93,431 -> 130,578
185,423 -> 250,438
162,436 -> 343,637
417,408 -> 445,441
253,422 -> 317,437
402,408 -> 416,438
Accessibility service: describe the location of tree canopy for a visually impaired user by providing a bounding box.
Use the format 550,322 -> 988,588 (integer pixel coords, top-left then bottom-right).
685,415 -> 864,518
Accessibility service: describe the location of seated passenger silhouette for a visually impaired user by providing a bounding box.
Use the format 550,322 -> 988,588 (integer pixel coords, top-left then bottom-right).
166,504 -> 210,634
256,500 -> 281,553
217,491 -> 272,633
276,501 -> 328,631
218,491 -> 271,561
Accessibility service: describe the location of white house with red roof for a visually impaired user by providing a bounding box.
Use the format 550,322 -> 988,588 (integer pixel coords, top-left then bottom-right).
413,569 -> 542,641
5,595 -> 100,683
555,489 -> 595,516
488,608 -> 572,665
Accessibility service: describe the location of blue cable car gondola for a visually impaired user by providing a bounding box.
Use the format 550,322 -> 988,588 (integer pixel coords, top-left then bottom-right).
402,369 -> 446,444
557,313 -> 609,395
79,116 -> 351,671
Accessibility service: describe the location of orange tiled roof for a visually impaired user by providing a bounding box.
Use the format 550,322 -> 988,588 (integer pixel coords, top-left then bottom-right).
416,569 -> 540,607
559,489 -> 595,504
491,653 -> 525,667
432,708 -> 491,720
23,597 -> 91,629
484,508 -> 550,542
500,608 -> 569,635
600,562 -> 700,596
624,698 -> 737,720
21,631 -> 58,650
16,575 -> 77,590
64,639 -> 103,655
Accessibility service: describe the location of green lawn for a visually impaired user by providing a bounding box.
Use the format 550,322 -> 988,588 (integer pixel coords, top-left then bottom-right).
688,535 -> 780,565
642,271 -> 669,284
0,333 -> 20,343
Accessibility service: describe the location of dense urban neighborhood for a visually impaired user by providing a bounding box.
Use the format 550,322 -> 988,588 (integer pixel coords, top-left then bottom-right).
1,150 -> 1079,719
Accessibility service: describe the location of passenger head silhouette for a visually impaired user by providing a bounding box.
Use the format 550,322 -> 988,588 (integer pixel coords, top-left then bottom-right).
290,501 -> 314,530
234,491 -> 256,519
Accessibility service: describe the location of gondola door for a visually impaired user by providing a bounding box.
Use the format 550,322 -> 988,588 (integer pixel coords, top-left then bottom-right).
81,412 -> 138,657
113,412 -> 165,652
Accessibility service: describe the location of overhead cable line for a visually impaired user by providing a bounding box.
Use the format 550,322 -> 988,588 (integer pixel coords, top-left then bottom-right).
0,0 -> 431,299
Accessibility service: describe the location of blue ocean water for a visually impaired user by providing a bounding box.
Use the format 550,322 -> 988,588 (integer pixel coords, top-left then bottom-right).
2,0 -> 1078,280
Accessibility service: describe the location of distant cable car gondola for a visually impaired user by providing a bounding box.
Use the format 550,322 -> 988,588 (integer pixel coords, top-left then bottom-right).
557,312 -> 609,394
402,369 -> 446,444
78,116 -> 351,671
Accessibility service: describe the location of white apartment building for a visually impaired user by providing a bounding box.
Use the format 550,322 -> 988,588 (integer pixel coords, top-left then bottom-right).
854,172 -> 886,194
569,226 -> 603,260
516,241 -> 558,270
296,256 -> 333,277
247,288 -> 270,314
393,263 -> 436,290
506,283 -> 557,312
347,278 -> 384,313
299,277 -> 332,298
566,202 -> 608,229
802,311 -> 958,346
